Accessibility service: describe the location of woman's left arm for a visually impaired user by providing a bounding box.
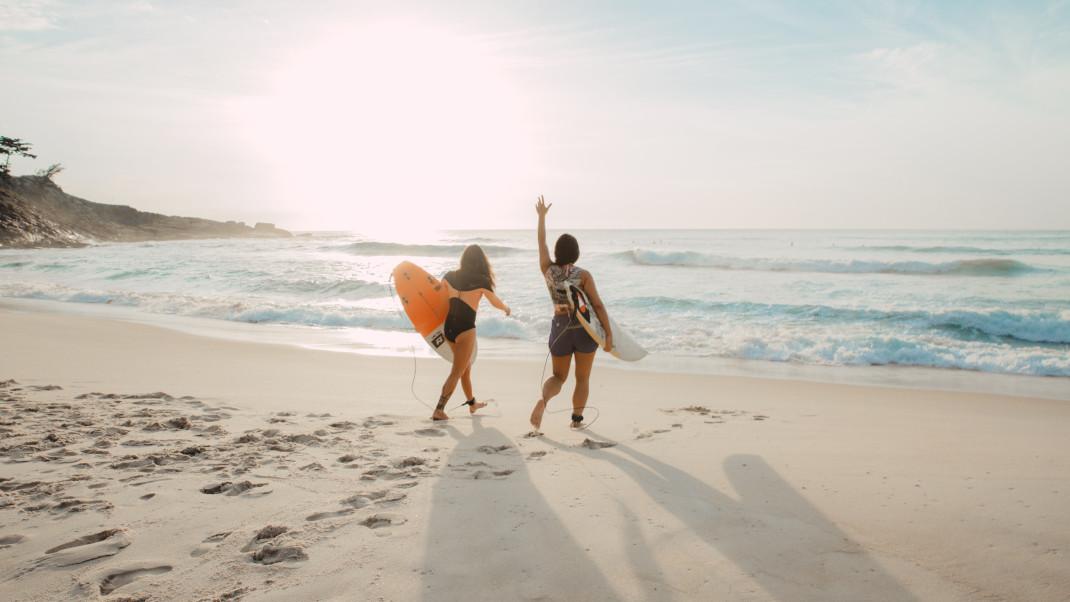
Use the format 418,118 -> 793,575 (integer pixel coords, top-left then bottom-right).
581,273 -> 613,352
483,290 -> 511,316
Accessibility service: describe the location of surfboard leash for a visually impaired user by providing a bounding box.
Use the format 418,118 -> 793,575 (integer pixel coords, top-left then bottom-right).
386,274 -> 436,412
535,311 -> 601,431
387,273 -> 503,419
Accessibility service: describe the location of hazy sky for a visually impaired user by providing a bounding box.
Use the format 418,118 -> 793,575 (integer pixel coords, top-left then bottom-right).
3,1 -> 1069,232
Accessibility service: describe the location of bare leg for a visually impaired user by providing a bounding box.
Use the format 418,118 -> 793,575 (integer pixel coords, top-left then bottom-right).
461,364 -> 487,414
571,351 -> 596,428
433,331 -> 476,421
530,354 -> 571,431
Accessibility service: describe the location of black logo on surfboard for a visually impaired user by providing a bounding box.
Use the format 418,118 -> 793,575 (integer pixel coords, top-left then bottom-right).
431,333 -> 445,348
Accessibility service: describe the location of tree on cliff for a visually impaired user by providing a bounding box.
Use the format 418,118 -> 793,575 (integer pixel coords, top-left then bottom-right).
1,136 -> 37,178
35,163 -> 65,181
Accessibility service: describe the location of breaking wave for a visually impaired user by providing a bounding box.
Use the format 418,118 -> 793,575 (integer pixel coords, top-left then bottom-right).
849,245 -> 1070,256
624,250 -> 1038,276
620,298 -> 1070,345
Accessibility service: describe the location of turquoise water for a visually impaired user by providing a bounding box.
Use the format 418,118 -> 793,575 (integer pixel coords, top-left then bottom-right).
2,230 -> 1069,382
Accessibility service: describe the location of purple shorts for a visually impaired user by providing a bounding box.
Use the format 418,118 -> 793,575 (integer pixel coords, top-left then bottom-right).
549,315 -> 598,356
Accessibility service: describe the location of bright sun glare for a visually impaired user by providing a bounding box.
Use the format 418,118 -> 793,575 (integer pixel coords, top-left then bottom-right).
236,20 -> 539,234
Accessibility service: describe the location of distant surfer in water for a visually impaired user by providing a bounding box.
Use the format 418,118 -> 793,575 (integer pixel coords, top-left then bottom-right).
433,245 -> 511,421
530,196 -> 613,432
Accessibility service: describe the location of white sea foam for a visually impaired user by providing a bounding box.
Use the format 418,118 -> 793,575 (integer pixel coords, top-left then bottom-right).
2,230 -> 1068,378
625,250 -> 1039,276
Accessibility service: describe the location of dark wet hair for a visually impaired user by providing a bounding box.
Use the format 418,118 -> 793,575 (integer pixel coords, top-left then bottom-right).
553,234 -> 580,266
459,244 -> 495,290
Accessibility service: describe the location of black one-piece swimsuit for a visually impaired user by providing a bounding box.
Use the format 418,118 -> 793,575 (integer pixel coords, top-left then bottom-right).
443,298 -> 476,342
442,271 -> 488,342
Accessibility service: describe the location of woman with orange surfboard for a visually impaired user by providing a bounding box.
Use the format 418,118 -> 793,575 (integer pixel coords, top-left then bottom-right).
529,196 -> 614,432
432,245 -> 511,421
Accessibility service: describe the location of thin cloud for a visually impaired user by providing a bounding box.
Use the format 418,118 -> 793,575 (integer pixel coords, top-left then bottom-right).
0,0 -> 58,32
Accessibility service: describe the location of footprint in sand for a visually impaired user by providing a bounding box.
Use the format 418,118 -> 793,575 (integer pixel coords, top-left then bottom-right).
306,488 -> 409,523
242,525 -> 305,565
412,428 -> 446,437
363,417 -> 395,429
305,508 -> 356,522
200,481 -> 268,496
360,513 -> 406,529
476,445 -> 513,454
0,534 -> 27,548
475,469 -> 515,479
251,545 -> 308,564
190,531 -> 231,557
241,525 -> 289,552
635,429 -> 672,440
362,462 -> 426,481
342,489 -> 407,509
580,438 -> 616,450
448,463 -> 514,480
34,529 -> 130,571
46,497 -> 114,515
99,565 -> 173,595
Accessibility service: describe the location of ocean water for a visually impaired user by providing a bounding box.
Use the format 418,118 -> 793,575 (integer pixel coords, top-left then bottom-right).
2,230 -> 1069,389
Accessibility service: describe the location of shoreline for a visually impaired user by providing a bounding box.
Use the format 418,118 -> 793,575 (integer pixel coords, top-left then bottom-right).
4,296 -> 1068,403
2,302 -> 1069,600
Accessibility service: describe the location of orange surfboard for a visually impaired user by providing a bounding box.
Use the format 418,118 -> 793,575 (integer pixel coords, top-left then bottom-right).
392,261 -> 475,362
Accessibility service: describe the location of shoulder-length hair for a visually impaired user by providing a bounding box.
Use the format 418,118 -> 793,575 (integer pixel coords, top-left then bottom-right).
554,234 -> 579,266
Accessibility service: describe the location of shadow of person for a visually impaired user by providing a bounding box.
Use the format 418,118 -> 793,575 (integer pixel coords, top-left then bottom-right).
541,432 -> 918,602
420,417 -> 618,601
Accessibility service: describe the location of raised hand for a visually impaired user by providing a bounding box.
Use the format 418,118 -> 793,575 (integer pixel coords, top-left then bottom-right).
535,195 -> 552,216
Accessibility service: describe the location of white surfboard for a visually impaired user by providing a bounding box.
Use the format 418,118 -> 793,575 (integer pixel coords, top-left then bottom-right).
420,322 -> 477,364
569,287 -> 647,362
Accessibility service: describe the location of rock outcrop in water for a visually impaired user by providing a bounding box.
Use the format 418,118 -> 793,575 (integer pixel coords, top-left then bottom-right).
0,175 -> 291,248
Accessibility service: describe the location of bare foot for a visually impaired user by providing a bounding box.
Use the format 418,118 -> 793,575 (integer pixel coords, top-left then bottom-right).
529,399 -> 547,431
431,410 -> 449,421
468,401 -> 488,414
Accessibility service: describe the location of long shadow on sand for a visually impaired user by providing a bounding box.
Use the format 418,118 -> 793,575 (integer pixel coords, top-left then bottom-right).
420,418 -> 619,601
541,432 -> 918,602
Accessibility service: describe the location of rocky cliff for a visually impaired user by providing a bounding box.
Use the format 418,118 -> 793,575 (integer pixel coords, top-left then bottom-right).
0,176 -> 291,248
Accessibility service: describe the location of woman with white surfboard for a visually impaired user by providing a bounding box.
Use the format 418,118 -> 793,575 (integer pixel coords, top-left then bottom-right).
432,245 -> 511,421
529,196 -> 614,432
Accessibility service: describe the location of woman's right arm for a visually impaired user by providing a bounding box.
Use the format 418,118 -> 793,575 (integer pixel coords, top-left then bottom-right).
536,195 -> 552,273
483,290 -> 511,316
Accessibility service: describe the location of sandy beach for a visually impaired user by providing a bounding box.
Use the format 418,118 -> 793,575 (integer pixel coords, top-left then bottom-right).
1,302 -> 1068,601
